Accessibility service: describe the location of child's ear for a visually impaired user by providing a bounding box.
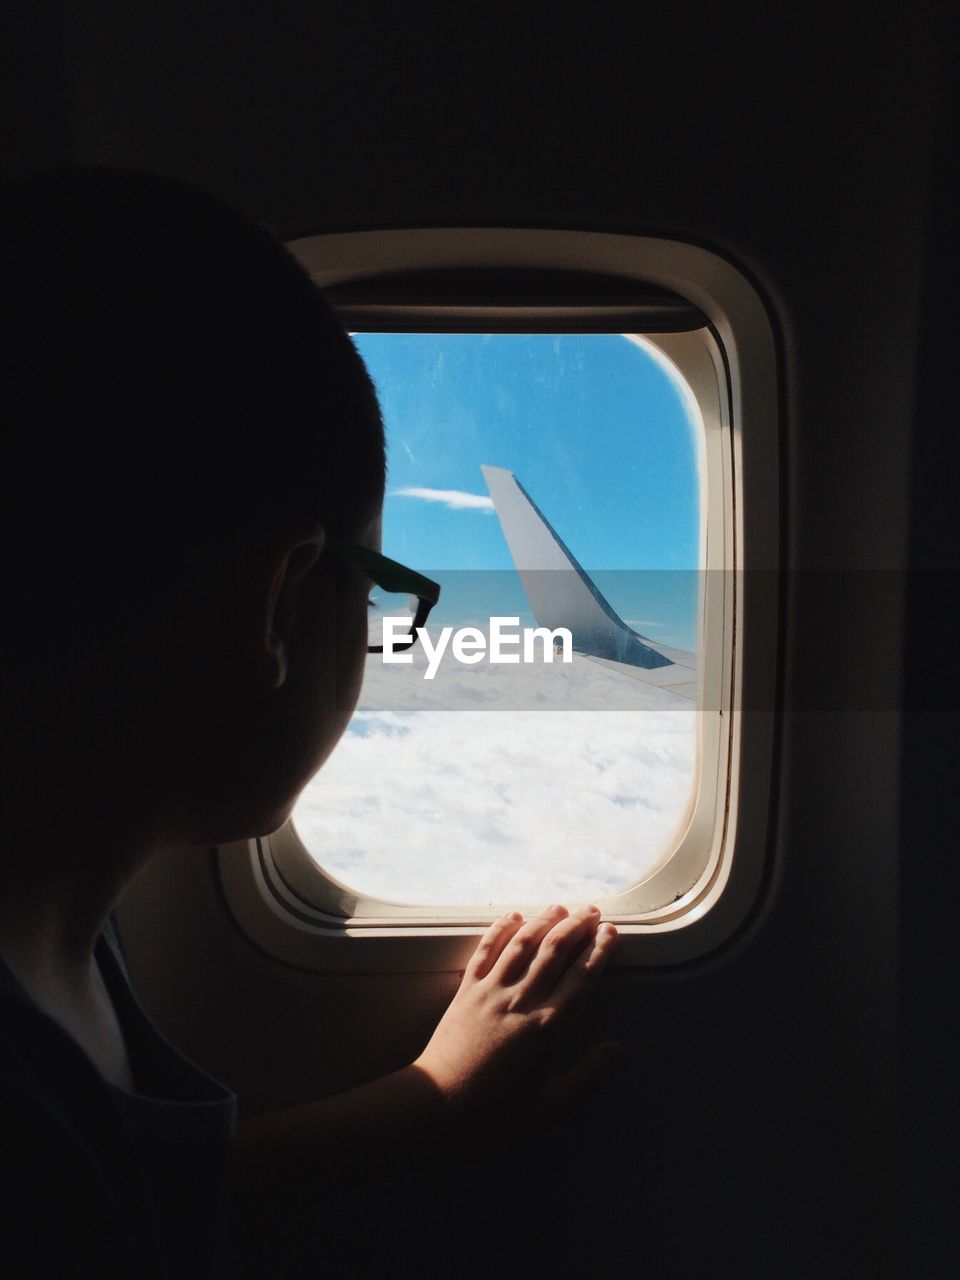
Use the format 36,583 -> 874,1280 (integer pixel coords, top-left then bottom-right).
259,525 -> 326,690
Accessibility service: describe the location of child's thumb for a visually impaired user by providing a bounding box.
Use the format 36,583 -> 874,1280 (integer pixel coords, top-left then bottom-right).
542,1040 -> 625,1108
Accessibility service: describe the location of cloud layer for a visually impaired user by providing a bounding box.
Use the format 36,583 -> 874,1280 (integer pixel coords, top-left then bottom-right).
292,654 -> 697,908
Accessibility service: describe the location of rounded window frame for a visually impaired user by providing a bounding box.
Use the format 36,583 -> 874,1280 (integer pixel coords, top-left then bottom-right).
217,228 -> 779,970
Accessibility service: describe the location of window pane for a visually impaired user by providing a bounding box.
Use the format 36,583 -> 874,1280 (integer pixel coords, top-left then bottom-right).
293,333 -> 703,907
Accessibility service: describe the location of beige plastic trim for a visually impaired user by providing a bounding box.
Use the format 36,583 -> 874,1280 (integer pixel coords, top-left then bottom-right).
217,228 -> 779,969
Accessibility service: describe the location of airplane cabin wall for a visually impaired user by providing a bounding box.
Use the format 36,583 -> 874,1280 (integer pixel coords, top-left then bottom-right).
7,5 -> 953,1277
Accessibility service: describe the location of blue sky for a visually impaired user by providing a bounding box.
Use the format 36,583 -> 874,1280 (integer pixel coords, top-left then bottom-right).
354,332 -> 701,650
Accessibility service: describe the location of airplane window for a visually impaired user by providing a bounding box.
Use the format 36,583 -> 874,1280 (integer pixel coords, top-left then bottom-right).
290,332 -> 704,907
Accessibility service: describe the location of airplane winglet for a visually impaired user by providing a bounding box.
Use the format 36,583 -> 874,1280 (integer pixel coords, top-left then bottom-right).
480,465 -> 697,699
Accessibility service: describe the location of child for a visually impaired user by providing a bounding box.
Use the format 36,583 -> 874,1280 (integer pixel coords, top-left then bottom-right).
0,167 -> 620,1277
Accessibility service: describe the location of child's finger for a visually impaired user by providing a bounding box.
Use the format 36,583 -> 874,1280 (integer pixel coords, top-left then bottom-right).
464,911 -> 525,982
518,905 -> 600,1003
489,904 -> 570,985
549,921 -> 619,1014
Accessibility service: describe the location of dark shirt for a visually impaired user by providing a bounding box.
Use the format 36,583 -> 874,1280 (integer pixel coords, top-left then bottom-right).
0,918 -> 237,1278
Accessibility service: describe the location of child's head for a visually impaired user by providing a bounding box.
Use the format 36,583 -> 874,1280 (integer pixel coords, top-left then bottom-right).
2,167 -> 386,849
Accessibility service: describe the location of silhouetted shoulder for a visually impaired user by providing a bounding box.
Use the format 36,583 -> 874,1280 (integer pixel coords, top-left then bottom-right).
0,932 -> 236,1279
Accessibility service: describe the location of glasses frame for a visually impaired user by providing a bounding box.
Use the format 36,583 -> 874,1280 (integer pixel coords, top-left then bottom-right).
326,533 -> 441,653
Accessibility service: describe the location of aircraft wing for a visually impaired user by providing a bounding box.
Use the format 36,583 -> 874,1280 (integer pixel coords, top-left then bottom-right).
480,465 -> 698,701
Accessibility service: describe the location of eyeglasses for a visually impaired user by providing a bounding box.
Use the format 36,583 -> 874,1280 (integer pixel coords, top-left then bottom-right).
326,534 -> 441,654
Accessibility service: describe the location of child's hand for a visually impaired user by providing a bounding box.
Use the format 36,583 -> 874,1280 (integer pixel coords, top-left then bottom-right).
414,905 -> 621,1121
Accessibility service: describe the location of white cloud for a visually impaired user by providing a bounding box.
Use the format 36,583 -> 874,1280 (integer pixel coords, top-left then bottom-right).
292,652 -> 697,909
391,486 -> 495,511
351,639 -> 694,712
